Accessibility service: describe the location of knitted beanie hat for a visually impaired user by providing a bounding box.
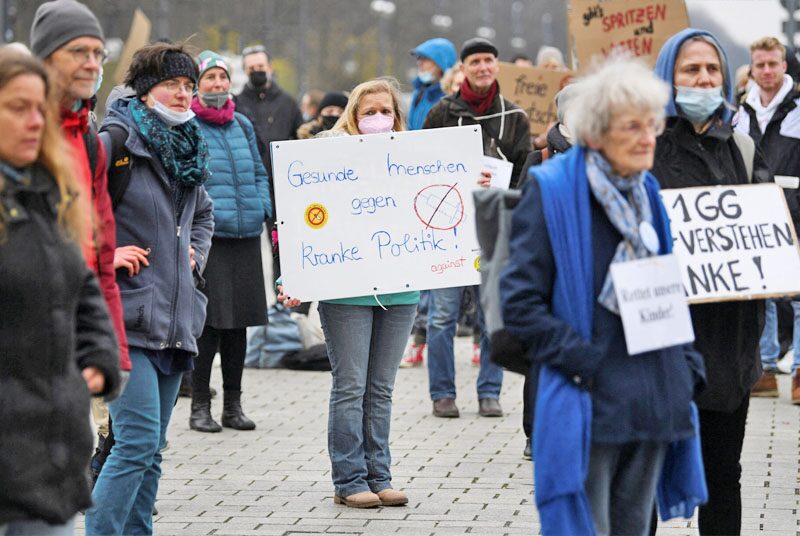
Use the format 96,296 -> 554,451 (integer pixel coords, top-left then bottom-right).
197,50 -> 231,80
460,37 -> 498,62
131,50 -> 198,97
30,0 -> 104,59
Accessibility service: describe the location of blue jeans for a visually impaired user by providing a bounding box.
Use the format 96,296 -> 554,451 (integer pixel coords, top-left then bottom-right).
760,299 -> 800,372
318,302 -> 416,498
0,517 -> 74,536
427,286 -> 502,401
86,348 -> 183,535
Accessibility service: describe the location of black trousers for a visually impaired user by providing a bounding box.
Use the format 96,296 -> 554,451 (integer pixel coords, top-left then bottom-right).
193,326 -> 247,396
698,395 -> 750,536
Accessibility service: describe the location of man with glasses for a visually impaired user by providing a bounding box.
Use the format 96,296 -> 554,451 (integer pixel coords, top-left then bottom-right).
30,0 -> 131,474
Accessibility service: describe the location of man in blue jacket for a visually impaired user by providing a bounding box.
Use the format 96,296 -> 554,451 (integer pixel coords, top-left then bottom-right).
407,38 -> 457,131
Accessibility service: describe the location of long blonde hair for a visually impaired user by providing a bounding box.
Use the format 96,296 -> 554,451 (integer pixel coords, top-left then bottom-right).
0,48 -> 87,243
332,77 -> 406,135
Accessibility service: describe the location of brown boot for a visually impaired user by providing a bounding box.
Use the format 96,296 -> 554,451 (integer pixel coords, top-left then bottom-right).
792,370 -> 800,405
333,491 -> 381,508
751,372 -> 779,397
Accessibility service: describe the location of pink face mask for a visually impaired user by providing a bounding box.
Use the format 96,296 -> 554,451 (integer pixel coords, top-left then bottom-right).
358,113 -> 394,134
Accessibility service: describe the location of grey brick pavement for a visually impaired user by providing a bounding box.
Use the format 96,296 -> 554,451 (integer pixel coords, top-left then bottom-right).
76,338 -> 800,535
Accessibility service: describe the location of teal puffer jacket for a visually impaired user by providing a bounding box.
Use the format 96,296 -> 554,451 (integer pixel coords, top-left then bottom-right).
198,112 -> 272,237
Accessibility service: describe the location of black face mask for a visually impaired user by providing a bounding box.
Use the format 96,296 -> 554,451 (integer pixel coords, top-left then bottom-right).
249,70 -> 268,88
321,114 -> 340,131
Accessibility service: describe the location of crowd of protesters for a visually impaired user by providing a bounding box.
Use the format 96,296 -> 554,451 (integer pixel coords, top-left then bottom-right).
2,1 -> 799,535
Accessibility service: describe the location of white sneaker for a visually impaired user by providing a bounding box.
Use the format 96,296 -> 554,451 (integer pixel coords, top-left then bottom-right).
777,350 -> 794,374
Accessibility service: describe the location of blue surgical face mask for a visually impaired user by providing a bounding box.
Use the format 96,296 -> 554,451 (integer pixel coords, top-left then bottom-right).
149,95 -> 196,127
674,86 -> 725,124
92,67 -> 103,96
418,70 -> 435,85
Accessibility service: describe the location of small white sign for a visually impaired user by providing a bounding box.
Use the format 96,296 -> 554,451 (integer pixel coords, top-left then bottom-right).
483,156 -> 514,190
610,254 -> 695,355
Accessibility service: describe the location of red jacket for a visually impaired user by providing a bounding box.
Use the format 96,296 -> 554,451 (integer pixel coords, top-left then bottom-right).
61,104 -> 131,372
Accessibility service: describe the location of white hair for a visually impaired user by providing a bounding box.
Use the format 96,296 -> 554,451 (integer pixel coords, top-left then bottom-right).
571,56 -> 670,145
2,42 -> 31,55
536,46 -> 565,68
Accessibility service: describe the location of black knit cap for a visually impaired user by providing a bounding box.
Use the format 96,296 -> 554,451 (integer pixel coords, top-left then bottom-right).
460,37 -> 498,62
131,51 -> 198,97
318,92 -> 348,112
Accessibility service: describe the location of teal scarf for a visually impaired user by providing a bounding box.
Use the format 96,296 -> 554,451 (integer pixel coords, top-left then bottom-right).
129,98 -> 209,187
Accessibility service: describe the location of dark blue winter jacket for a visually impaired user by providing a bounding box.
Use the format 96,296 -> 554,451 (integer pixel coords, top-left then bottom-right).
197,111 -> 272,238
500,146 -> 706,444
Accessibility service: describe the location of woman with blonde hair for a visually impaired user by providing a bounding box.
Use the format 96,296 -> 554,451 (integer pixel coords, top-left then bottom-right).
0,48 -> 120,535
280,77 -> 419,508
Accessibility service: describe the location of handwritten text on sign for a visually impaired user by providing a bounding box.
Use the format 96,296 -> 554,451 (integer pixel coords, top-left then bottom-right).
610,254 -> 694,355
567,0 -> 689,69
496,62 -> 573,136
660,184 -> 800,303
271,126 -> 484,302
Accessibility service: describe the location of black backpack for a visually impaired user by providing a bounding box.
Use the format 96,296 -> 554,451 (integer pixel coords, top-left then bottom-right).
87,123 -> 132,210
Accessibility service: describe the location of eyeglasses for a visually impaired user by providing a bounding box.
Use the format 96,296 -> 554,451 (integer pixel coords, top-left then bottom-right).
610,118 -> 665,138
157,79 -> 195,94
242,45 -> 267,57
64,46 -> 108,65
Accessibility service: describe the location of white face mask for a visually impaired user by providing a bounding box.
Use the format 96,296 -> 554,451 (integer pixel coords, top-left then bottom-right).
149,96 -> 196,127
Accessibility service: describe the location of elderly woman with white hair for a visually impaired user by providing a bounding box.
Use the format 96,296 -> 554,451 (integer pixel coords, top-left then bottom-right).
500,57 -> 706,536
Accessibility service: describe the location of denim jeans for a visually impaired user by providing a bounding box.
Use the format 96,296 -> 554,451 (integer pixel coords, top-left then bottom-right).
427,286 -> 502,401
318,302 -> 416,498
86,348 -> 183,535
585,441 -> 668,536
759,299 -> 780,368
760,299 -> 800,372
0,517 -> 74,536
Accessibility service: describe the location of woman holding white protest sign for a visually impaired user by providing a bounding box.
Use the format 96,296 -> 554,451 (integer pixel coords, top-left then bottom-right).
500,57 -> 706,536
653,28 -> 772,536
278,78 -> 418,509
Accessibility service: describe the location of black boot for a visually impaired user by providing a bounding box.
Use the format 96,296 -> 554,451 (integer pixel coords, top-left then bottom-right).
221,391 -> 255,430
189,392 -> 222,433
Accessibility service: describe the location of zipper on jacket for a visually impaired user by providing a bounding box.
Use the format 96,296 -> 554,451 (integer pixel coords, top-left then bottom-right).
220,125 -> 244,237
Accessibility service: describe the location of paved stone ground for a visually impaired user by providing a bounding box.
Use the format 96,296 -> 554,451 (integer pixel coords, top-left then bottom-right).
76,337 -> 800,535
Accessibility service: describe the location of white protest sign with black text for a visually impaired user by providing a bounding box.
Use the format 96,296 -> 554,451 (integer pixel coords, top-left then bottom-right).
660,184 -> 800,303
610,254 -> 695,355
271,126 -> 484,302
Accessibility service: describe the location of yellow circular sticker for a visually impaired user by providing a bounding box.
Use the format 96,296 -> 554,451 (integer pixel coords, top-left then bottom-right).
305,203 -> 328,229
473,256 -> 481,271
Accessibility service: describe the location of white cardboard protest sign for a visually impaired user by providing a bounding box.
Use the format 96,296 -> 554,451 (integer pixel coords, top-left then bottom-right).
483,156 -> 513,190
660,184 -> 800,303
610,254 -> 695,355
271,126 -> 484,302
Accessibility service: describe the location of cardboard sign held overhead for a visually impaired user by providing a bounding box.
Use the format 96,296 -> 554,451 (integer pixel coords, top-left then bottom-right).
496,62 -> 573,136
660,184 -> 800,304
567,0 -> 689,69
114,9 -> 152,85
271,126 -> 485,302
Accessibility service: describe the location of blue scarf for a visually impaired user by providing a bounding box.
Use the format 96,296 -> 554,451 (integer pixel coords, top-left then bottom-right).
531,144 -> 706,534
585,150 -> 654,314
129,98 -> 210,188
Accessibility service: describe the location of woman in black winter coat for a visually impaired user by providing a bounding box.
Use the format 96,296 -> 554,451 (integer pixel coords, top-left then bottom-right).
654,29 -> 772,536
0,49 -> 120,535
